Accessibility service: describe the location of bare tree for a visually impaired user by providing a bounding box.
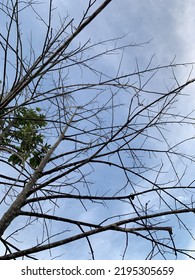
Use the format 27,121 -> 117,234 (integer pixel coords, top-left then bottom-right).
1,0 -> 195,260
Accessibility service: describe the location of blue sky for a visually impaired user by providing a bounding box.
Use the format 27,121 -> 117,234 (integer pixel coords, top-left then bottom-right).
52,0 -> 195,259
1,0 -> 195,260
54,0 -> 195,259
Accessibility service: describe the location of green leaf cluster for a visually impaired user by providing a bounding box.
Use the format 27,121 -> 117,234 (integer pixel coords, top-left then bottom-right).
1,106 -> 50,168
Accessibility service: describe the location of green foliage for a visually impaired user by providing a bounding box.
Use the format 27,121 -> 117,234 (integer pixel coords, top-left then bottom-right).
1,106 -> 50,168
